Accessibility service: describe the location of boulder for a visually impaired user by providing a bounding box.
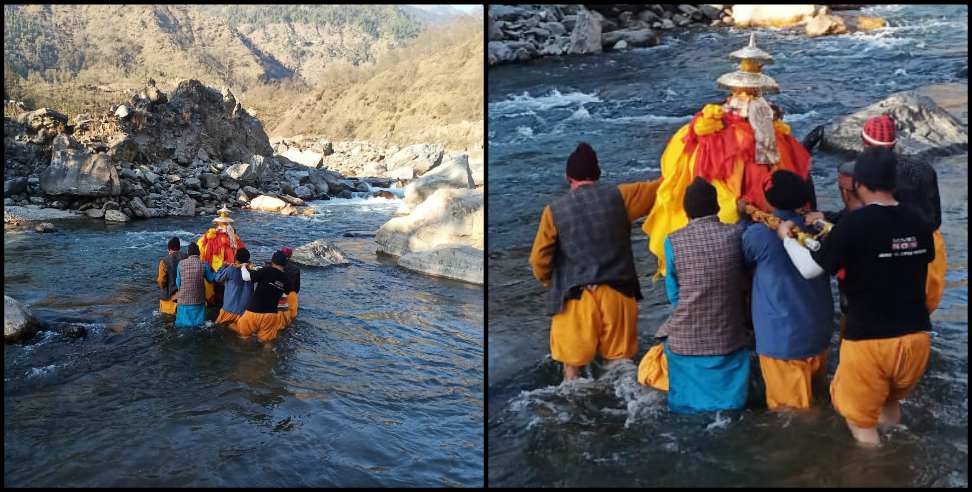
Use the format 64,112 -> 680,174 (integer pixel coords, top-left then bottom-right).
731,5 -> 816,28
184,177 -> 201,190
114,105 -> 131,119
290,239 -> 350,267
821,86 -> 968,158
240,185 -> 262,200
278,194 -> 305,206
223,162 -> 261,184
855,15 -> 887,30
294,185 -> 315,200
249,195 -> 288,212
200,173 -> 219,189
375,188 -> 484,284
281,147 -> 323,168
399,246 -> 484,285
602,28 -> 659,49
129,196 -> 159,218
170,198 -> 196,217
660,18 -> 675,29
613,40 -> 629,50
41,149 -> 121,197
568,7 -> 603,55
104,209 -> 130,222
805,13 -> 848,37
490,4 -> 528,21
700,4 -> 723,20
384,143 -> 445,177
4,178 -> 28,196
22,108 -> 68,132
5,296 -> 40,342
401,154 -> 475,213
85,208 -> 105,218
220,177 -> 240,190
35,222 -> 56,233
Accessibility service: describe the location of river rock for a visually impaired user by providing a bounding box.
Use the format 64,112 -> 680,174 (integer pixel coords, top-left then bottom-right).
399,245 -> 484,285
602,28 -> 659,49
700,4 -> 723,20
104,209 -> 130,222
5,296 -> 40,343
114,105 -> 131,119
732,5 -> 816,28
568,7 -> 602,55
290,239 -> 350,267
35,222 -> 56,233
4,205 -> 82,224
294,185 -> 315,200
399,154 -> 474,214
85,208 -> 105,218
223,162 -> 261,184
4,178 -> 28,196
200,173 -> 219,189
249,195 -> 288,212
281,147 -> 323,168
170,198 -> 196,217
220,177 -> 240,190
384,143 -> 444,177
278,194 -> 305,206
855,16 -> 887,30
41,148 -> 120,197
805,13 -> 848,36
821,86 -> 968,158
375,188 -> 484,284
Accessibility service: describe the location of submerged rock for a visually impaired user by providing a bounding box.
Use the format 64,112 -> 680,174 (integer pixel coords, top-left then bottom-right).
5,296 -> 40,343
399,245 -> 484,285
290,239 -> 350,267
35,222 -> 56,233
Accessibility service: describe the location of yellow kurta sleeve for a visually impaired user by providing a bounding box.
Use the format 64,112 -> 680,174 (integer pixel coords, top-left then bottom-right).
618,179 -> 662,222
157,259 -> 167,290
529,205 -> 558,288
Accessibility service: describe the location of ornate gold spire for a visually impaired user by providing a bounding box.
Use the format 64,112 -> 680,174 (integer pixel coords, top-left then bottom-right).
716,33 -> 780,94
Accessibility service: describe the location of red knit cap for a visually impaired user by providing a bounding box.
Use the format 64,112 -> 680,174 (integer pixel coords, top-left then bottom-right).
281,247 -> 293,257
861,115 -> 897,147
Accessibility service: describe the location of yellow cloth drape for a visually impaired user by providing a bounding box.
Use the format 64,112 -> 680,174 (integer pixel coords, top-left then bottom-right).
641,123 -> 745,278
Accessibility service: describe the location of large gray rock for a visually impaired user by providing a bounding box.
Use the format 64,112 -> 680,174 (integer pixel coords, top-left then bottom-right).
568,7 -> 603,55
384,143 -> 445,177
821,86 -> 968,158
41,149 -> 121,197
170,198 -> 196,217
805,13 -> 848,36
293,185 -> 315,200
223,162 -> 261,184
200,173 -> 220,189
602,28 -> 659,49
290,239 -> 350,267
4,205 -> 82,224
249,195 -> 288,212
5,296 -> 41,342
398,246 -> 484,285
4,178 -> 28,196
375,188 -> 484,284
400,153 -> 475,213
281,147 -> 323,168
490,4 -> 529,21
104,209 -> 130,222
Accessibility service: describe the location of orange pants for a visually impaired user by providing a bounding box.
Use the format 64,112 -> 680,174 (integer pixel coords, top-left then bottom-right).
925,230 -> 946,313
231,292 -> 299,342
550,284 -> 639,367
830,331 -> 931,428
759,351 -> 828,410
215,309 -> 243,328
637,344 -> 669,391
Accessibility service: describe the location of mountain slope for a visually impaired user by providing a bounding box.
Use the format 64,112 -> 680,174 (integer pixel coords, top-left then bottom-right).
268,18 -> 483,150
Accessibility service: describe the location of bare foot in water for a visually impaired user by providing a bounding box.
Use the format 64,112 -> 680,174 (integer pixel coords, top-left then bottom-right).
847,420 -> 882,447
563,364 -> 581,382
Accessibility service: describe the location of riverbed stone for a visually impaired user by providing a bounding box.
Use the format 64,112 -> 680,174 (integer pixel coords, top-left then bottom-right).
5,296 -> 40,343
104,209 -> 129,222
821,85 -> 968,158
568,7 -> 602,55
290,239 -> 350,267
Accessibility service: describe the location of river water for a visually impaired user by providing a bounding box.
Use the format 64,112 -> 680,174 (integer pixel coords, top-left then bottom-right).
4,194 -> 484,487
488,5 -> 967,487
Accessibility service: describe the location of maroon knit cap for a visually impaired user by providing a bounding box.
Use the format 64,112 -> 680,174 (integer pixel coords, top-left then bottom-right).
566,142 -> 601,181
862,115 -> 897,147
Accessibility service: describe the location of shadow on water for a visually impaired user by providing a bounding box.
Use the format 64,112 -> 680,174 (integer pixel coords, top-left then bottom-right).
488,4 -> 968,488
4,198 -> 483,487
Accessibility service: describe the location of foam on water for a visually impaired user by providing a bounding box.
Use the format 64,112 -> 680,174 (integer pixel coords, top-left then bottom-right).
489,89 -> 603,115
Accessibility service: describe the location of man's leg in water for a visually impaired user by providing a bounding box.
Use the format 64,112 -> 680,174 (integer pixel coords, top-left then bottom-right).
846,420 -> 881,446
550,290 -> 599,383
878,399 -> 901,428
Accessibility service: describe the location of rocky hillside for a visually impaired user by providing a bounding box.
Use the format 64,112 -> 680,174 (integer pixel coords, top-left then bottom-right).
4,79 -> 401,225
270,18 -> 484,151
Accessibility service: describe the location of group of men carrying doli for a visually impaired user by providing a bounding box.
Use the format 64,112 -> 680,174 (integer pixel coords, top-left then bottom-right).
530,35 -> 946,446
156,205 -> 302,343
